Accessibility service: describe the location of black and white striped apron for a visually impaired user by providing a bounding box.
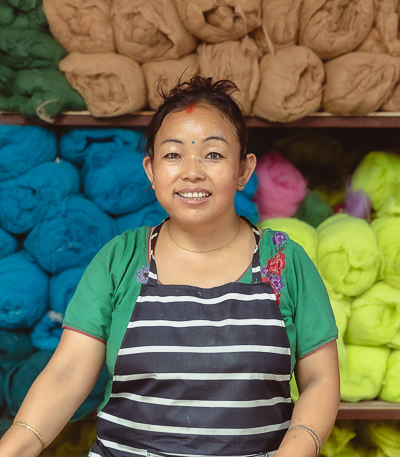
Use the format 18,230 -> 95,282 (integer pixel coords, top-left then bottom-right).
90,219 -> 293,457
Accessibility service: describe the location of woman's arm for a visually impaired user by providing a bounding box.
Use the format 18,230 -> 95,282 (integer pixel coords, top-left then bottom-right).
0,328 -> 106,457
276,341 -> 340,457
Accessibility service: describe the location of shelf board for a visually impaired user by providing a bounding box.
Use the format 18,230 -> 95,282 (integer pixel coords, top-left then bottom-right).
3,111 -> 400,128
337,401 -> 400,420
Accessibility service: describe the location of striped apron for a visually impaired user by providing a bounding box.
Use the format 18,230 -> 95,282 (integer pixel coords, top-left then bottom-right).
90,219 -> 293,457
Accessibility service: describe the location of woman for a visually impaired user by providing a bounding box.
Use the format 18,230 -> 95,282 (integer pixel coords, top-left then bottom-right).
0,77 -> 340,457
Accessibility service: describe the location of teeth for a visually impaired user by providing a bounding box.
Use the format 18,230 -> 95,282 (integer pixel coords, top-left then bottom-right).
178,192 -> 210,199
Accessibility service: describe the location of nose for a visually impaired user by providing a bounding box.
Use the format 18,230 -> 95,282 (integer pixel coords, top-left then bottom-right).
181,155 -> 206,181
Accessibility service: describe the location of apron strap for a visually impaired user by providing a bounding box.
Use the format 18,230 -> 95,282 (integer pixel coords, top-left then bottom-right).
148,216 -> 262,285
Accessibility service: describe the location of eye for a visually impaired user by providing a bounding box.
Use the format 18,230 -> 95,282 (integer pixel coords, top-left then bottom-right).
164,152 -> 180,159
207,152 -> 222,160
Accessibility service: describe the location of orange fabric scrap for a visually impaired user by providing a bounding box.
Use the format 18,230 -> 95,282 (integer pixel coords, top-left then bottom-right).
252,45 -> 324,122
299,0 -> 375,60
111,0 -> 197,64
197,36 -> 260,114
142,54 -> 200,110
173,0 -> 262,43
59,52 -> 147,117
323,51 -> 400,114
43,0 -> 115,53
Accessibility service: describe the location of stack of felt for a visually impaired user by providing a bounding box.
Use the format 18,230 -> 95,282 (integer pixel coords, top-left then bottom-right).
116,201 -> 168,233
371,216 -> 400,290
30,310 -> 64,350
0,125 -> 57,181
234,172 -> 259,224
0,159 -> 81,234
0,251 -> 48,330
379,350 -> 400,402
49,266 -> 86,314
316,213 -> 381,297
23,195 -> 117,274
0,227 -> 18,260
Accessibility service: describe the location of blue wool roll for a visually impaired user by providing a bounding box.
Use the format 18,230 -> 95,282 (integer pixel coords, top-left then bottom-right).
81,149 -> 156,215
59,128 -> 144,166
49,265 -> 86,314
0,370 -> 5,413
116,201 -> 169,233
0,125 -> 57,180
0,159 -> 81,234
242,172 -> 258,199
30,311 -> 63,351
235,192 -> 259,224
0,251 -> 48,330
24,195 -> 117,274
0,329 -> 35,373
0,226 -> 18,260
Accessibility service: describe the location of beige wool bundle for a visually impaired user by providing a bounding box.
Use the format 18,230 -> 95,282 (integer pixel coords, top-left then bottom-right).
111,0 -> 197,64
142,55 -> 200,110
43,0 -> 115,53
173,0 -> 262,43
197,36 -> 260,114
252,45 -> 324,123
299,0 -> 375,61
59,52 -> 147,117
323,51 -> 400,114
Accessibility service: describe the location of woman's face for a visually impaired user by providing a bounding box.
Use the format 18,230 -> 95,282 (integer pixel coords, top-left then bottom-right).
143,105 -> 256,226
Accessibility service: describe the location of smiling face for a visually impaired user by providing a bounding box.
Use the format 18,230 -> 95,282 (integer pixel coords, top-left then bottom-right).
143,105 -> 256,227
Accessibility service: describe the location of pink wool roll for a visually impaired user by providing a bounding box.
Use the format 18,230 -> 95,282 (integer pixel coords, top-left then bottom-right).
254,151 -> 307,221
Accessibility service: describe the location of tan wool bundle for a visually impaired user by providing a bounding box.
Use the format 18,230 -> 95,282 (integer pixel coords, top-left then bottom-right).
322,51 -> 400,114
197,36 -> 260,114
252,45 -> 324,123
142,54 -> 200,110
59,52 -> 147,117
43,0 -> 115,54
358,0 -> 400,56
299,0 -> 375,61
111,0 -> 197,64
173,0 -> 262,43
252,0 -> 302,55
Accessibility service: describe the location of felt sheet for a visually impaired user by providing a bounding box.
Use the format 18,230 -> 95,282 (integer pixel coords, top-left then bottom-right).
379,350 -> 400,402
173,0 -> 262,43
116,201 -> 169,233
352,151 -> 400,217
358,421 -> 400,457
371,215 -> 400,290
0,329 -> 34,373
111,0 -> 196,64
299,0 -> 375,60
257,217 -> 317,265
323,52 -> 400,115
340,344 -> 390,402
81,149 -> 157,215
30,311 -> 64,351
142,54 -> 200,110
253,45 -> 324,122
0,251 -> 48,330
0,160 -> 81,234
197,36 -> 260,114
43,0 -> 115,53
0,227 -> 18,260
59,52 -> 147,117
23,196 -> 117,274
0,125 -> 57,180
59,128 -> 144,166
49,266 -> 86,314
316,213 -> 381,296
345,282 -> 400,346
0,26 -> 66,70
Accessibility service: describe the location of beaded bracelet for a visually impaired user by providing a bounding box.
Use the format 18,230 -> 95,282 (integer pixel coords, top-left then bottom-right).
287,424 -> 321,457
12,421 -> 45,450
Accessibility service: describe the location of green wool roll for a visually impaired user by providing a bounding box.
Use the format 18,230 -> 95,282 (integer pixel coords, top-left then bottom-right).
317,213 -> 381,296
0,64 -> 16,96
0,26 -> 65,70
379,350 -> 400,403
344,282 -> 400,347
0,1 -> 47,29
295,190 -> 334,228
257,217 -> 318,264
358,421 -> 400,457
368,449 -> 389,457
333,439 -> 370,457
321,421 -> 356,457
371,216 -> 400,290
352,151 -> 400,217
340,344 -> 390,402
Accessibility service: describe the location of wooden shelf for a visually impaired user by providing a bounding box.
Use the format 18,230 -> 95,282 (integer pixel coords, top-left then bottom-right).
3,111 -> 400,128
337,401 -> 400,420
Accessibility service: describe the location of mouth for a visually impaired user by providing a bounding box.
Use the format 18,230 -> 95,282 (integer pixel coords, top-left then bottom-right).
176,191 -> 211,201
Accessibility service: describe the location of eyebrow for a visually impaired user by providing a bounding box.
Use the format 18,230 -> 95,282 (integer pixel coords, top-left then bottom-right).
160,136 -> 227,145
161,138 -> 183,145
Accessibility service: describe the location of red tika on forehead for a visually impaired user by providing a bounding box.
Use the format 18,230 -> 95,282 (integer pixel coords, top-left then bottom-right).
186,104 -> 196,114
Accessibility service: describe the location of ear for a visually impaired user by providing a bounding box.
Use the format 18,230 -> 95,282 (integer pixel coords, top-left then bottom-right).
143,155 -> 155,190
237,153 -> 257,191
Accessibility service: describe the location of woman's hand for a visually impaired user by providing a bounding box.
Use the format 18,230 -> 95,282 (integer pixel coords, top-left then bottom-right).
276,341 -> 340,457
0,328 -> 106,457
